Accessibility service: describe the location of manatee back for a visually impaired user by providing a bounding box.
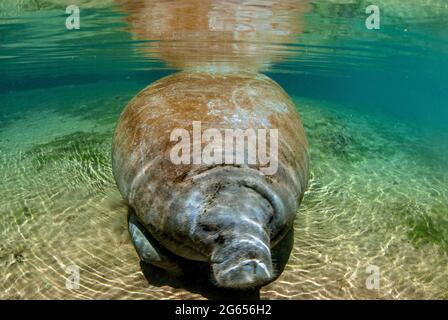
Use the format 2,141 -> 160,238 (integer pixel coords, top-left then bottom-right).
112,71 -> 309,257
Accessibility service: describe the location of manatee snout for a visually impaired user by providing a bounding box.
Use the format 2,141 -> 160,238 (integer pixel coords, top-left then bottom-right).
211,237 -> 274,289
193,174 -> 276,289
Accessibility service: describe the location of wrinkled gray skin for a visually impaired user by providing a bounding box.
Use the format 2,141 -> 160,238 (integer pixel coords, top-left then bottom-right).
174,167 -> 290,288
112,72 -> 309,289
124,166 -> 300,289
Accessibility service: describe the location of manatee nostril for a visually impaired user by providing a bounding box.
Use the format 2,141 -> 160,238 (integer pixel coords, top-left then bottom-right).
214,234 -> 225,245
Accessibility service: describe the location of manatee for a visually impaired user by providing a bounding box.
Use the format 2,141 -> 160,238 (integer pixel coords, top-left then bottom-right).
112,71 -> 309,289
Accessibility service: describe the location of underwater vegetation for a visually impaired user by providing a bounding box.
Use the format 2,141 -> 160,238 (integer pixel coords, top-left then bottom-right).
299,98 -> 448,258
55,95 -> 129,127
407,211 -> 448,253
303,106 -> 394,165
391,201 -> 448,253
305,115 -> 358,160
26,131 -> 112,184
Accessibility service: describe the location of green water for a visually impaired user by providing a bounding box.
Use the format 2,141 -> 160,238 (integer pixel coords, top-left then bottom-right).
0,0 -> 447,299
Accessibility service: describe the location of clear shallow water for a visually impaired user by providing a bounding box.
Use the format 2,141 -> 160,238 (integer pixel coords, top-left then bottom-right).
1,0 -> 447,299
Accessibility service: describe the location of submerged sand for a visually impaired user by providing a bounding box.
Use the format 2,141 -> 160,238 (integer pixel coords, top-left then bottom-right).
0,81 -> 447,299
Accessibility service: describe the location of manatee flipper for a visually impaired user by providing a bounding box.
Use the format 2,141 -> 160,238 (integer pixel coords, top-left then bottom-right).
128,212 -> 183,276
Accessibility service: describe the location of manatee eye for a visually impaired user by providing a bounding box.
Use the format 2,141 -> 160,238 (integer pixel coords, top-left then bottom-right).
202,225 -> 213,232
199,222 -> 219,233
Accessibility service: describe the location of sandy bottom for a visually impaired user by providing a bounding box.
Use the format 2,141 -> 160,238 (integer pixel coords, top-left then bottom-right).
0,81 -> 447,299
